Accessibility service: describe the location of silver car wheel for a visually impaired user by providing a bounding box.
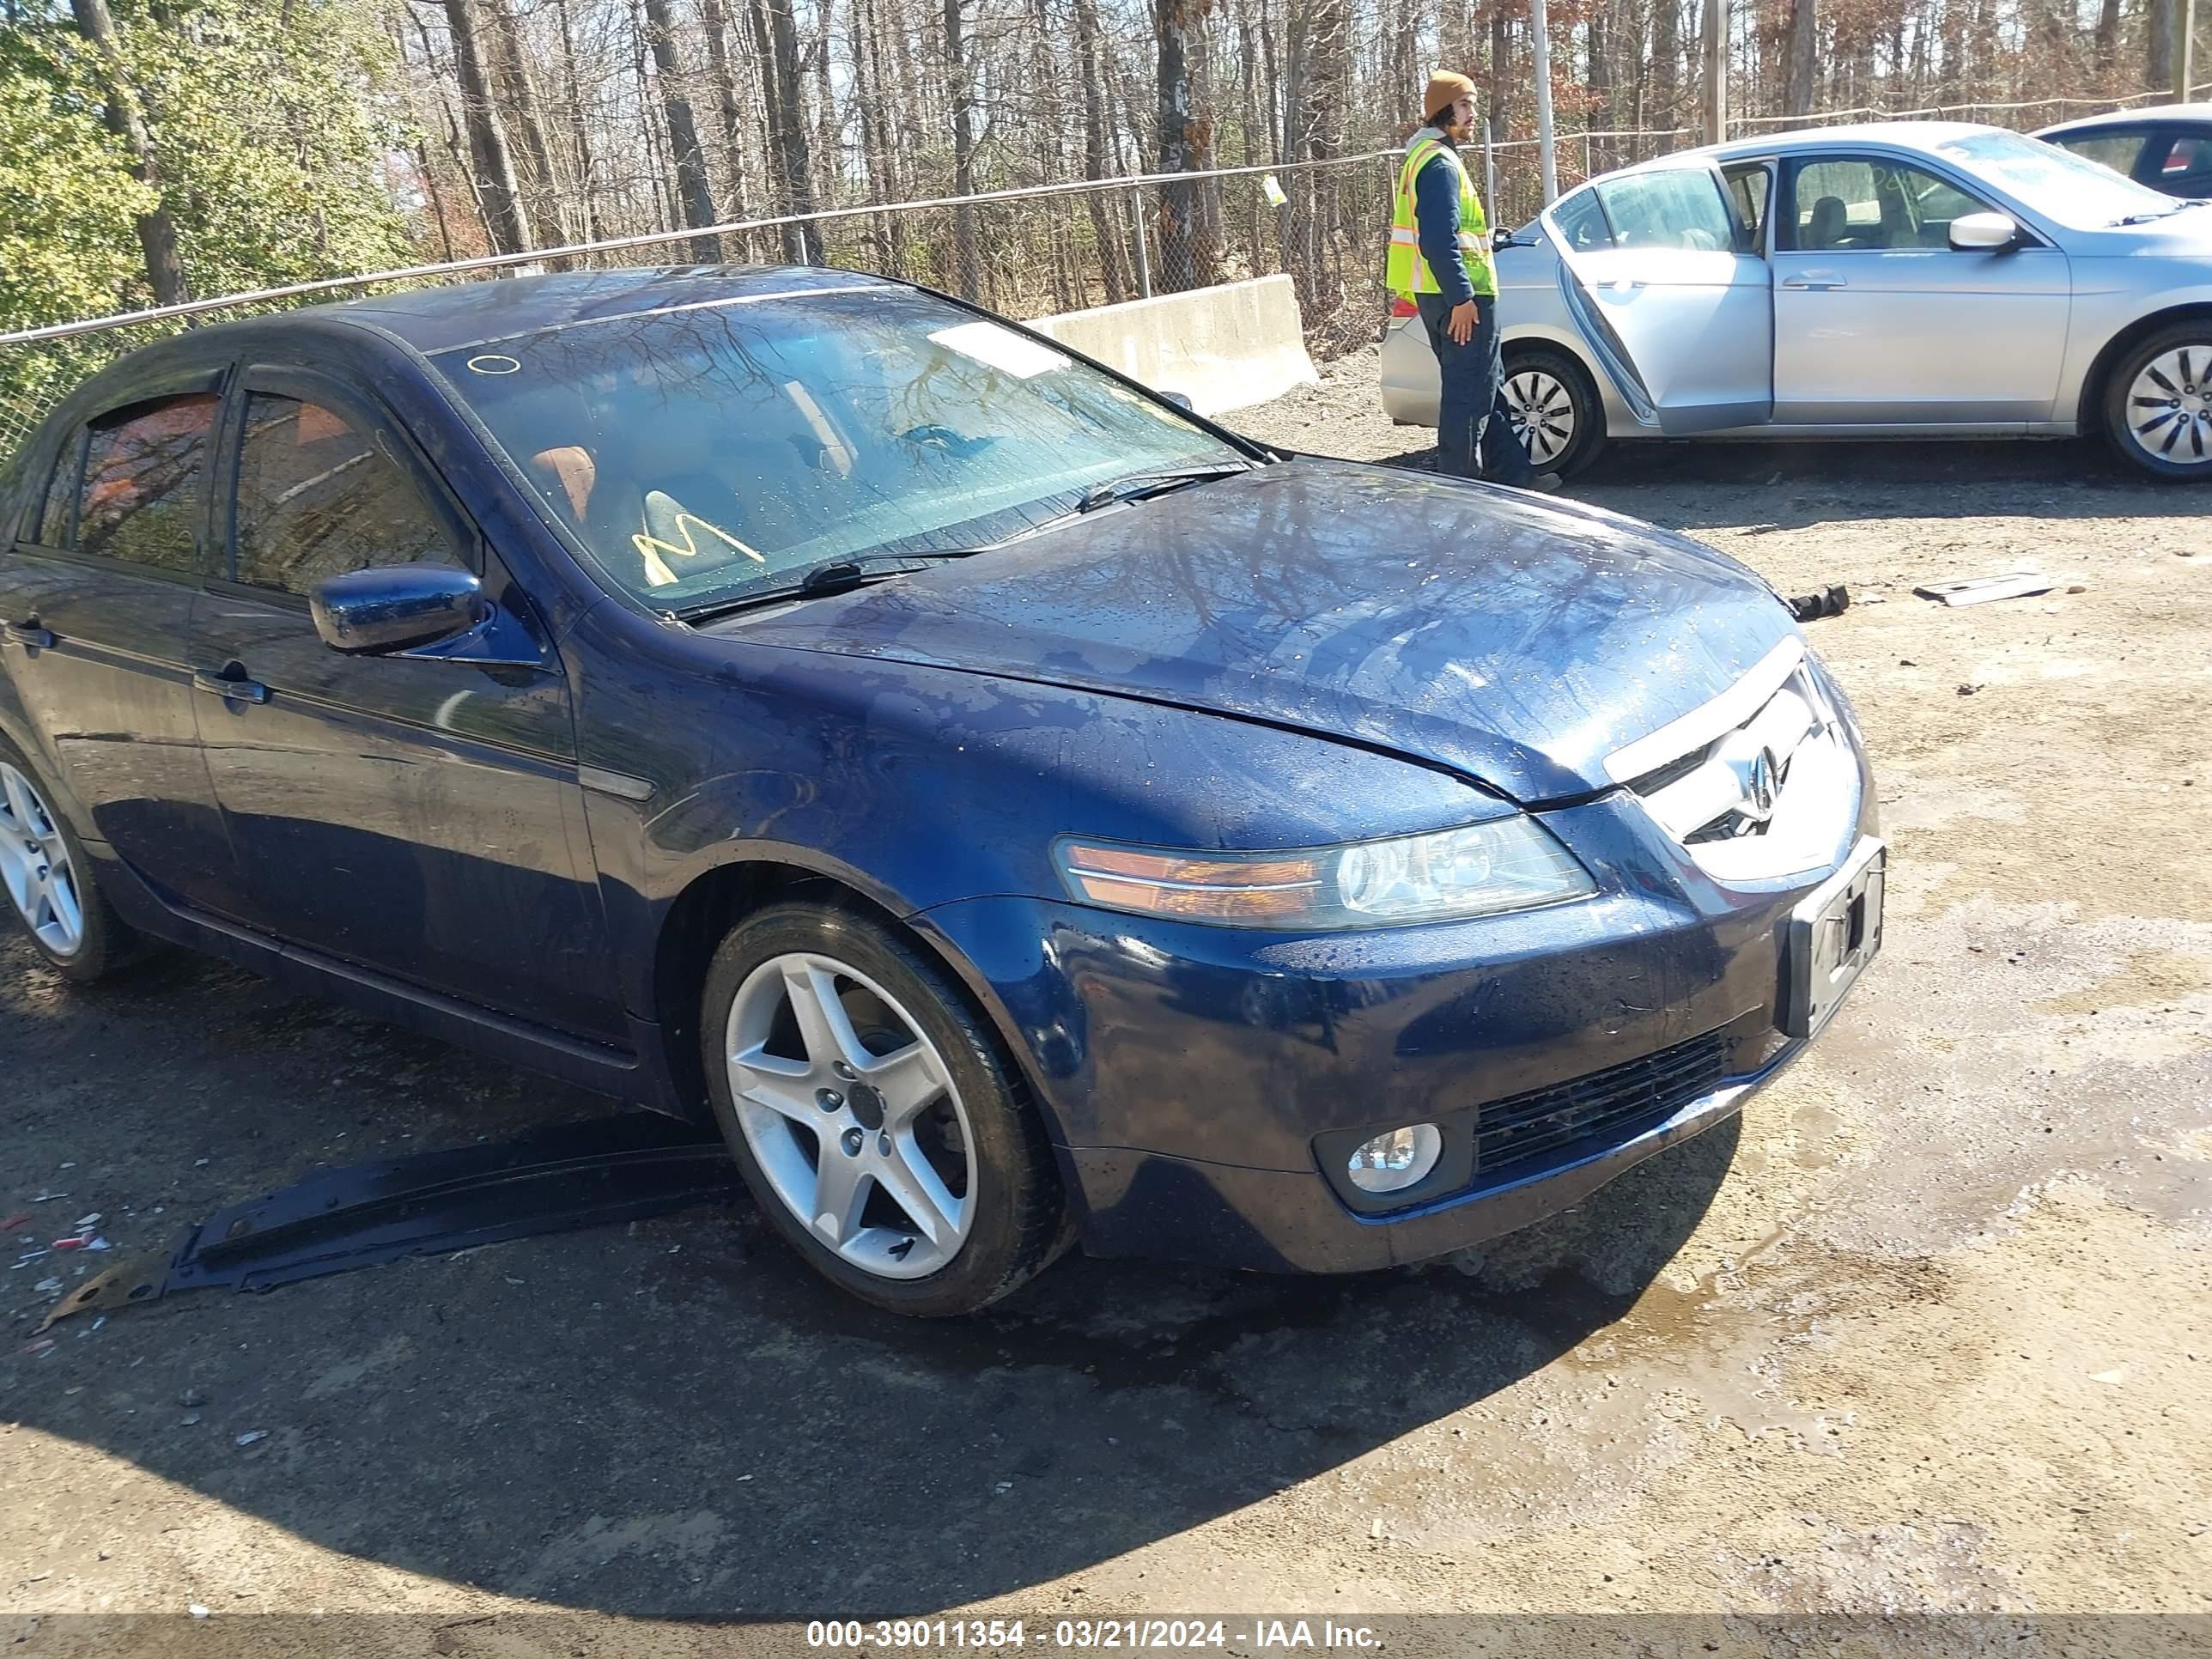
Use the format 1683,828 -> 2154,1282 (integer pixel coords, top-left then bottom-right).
2125,346 -> 2212,467
1503,367 -> 1577,468
723,951 -> 976,1279
0,762 -> 83,958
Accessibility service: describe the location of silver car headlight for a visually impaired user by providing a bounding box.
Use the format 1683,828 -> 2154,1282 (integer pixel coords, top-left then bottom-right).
1053,819 -> 1595,930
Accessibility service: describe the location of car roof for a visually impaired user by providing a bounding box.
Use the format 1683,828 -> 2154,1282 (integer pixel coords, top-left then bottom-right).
172,264 -> 905,360
1583,121 -> 2018,180
1698,119 -> 2009,161
2036,101 -> 2212,134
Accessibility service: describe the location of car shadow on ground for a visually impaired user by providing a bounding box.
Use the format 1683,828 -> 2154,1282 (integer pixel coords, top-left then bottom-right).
1364,436 -> 2203,531
3,939 -> 1735,1617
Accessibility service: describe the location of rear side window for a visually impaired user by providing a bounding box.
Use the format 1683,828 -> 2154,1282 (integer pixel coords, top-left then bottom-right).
2051,129 -> 2150,177
76,394 -> 220,571
33,430 -> 86,548
231,392 -> 462,598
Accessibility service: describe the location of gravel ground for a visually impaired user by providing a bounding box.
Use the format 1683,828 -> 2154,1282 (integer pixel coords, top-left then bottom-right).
3,352 -> 2209,1657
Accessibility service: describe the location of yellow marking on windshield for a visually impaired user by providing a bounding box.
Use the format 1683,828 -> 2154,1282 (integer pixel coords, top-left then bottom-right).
632,510 -> 768,587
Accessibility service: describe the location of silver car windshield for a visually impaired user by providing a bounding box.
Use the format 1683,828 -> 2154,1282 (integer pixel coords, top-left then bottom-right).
1933,129 -> 2184,228
433,287 -> 1242,611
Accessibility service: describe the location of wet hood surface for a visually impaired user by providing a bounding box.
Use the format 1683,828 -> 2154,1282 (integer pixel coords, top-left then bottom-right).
716,459 -> 1796,803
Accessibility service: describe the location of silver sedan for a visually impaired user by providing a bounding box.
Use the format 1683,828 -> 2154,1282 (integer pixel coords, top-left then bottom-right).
1379,122 -> 2212,479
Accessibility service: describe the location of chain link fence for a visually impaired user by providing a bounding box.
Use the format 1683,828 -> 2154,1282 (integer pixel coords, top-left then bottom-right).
4,85 -> 2200,474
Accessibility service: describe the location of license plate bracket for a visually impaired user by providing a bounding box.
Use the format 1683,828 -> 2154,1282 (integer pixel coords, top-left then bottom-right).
1784,836 -> 1886,1038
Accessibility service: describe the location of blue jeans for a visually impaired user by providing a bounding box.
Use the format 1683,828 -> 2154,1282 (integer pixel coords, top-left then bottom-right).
1416,291 -> 1535,483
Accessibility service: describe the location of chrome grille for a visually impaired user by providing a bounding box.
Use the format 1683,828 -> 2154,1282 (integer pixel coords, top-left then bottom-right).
1607,640 -> 1860,882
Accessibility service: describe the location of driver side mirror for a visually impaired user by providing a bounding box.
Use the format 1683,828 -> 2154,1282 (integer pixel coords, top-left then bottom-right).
1158,389 -> 1196,412
310,566 -> 485,656
1949,210 -> 2022,252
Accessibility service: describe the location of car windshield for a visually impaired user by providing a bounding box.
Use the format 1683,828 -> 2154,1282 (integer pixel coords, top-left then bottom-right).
432,285 -> 1245,611
1933,129 -> 2182,227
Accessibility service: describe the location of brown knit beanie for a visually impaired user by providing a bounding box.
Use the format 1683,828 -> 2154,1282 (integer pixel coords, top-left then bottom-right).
1425,70 -> 1477,123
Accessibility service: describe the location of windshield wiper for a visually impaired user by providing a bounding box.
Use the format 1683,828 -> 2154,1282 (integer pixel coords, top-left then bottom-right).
2113,202 -> 2202,224
1075,462 -> 1251,514
674,550 -> 985,623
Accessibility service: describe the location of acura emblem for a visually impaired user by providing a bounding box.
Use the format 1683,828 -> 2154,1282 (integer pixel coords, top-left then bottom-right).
1747,749 -> 1778,817
1717,731 -> 1782,823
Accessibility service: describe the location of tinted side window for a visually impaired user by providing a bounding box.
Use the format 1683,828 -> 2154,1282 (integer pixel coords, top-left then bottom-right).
2051,129 -> 2151,177
232,392 -> 461,598
1591,169 -> 1739,251
76,394 -> 219,571
35,430 -> 85,548
2153,131 -> 2212,190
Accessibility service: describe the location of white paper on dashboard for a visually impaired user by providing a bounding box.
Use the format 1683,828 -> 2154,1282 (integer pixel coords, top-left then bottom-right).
927,320 -> 1070,380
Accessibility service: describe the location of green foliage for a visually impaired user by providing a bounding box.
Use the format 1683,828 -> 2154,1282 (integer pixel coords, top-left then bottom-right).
0,1 -> 418,455
0,33 -> 156,441
126,0 -> 418,297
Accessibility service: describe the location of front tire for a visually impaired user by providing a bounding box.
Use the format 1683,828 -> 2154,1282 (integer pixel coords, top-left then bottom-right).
699,899 -> 1067,1316
0,734 -> 137,982
2103,322 -> 2212,481
1501,348 -> 1608,477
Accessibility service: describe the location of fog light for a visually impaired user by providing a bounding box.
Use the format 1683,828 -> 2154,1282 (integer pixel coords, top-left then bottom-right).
1346,1124 -> 1443,1194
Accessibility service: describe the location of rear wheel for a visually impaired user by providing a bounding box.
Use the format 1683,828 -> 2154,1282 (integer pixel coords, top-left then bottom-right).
1501,348 -> 1607,477
700,899 -> 1067,1316
0,736 -> 137,982
2103,322 -> 2212,481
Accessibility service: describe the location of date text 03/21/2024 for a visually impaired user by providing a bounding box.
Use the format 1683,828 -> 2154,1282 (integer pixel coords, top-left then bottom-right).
805,1620 -> 1382,1650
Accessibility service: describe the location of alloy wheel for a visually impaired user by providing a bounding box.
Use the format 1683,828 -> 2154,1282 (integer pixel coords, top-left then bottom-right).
2124,345 -> 2212,468
1502,366 -> 1577,469
723,951 -> 976,1279
0,762 -> 83,958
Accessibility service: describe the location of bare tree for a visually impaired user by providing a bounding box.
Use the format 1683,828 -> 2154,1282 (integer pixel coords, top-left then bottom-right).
1784,0 -> 1818,115
638,0 -> 720,261
945,0 -> 981,297
441,0 -> 531,255
70,0 -> 189,303
483,0 -> 568,251
751,0 -> 822,261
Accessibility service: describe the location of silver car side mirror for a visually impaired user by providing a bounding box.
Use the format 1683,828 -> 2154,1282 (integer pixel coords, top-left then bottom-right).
1949,211 -> 2021,252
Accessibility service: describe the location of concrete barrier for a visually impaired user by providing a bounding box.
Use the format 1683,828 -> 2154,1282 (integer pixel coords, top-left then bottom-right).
1030,274 -> 1319,417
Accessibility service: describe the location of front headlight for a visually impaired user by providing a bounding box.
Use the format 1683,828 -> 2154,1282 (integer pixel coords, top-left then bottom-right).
1053,818 -> 1595,930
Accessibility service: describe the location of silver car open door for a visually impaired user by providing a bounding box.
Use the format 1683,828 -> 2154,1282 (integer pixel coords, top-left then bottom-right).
1541,161 -> 1775,434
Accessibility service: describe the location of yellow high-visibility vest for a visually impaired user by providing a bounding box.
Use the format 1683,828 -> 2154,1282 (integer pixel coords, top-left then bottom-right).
1386,136 -> 1495,301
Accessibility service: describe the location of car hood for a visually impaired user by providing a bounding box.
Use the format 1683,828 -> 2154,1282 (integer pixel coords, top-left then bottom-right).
711,459 -> 1796,804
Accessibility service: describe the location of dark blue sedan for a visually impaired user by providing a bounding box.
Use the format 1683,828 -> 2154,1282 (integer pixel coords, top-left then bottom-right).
0,267 -> 1884,1315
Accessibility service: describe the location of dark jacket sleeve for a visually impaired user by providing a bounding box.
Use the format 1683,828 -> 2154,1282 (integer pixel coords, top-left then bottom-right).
1413,155 -> 1477,307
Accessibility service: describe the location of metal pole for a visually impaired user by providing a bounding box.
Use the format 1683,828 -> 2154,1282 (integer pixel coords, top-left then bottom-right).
1702,0 -> 1729,145
1530,0 -> 1559,204
1483,117 -> 1497,222
2179,0 -> 2197,102
1129,187 -> 1153,299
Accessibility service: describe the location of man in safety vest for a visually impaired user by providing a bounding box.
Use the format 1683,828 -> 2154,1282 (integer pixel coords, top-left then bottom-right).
1389,70 -> 1557,490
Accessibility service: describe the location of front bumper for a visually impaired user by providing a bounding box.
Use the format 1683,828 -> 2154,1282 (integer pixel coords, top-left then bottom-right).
1065,1039 -> 1800,1273
915,765 -> 1879,1275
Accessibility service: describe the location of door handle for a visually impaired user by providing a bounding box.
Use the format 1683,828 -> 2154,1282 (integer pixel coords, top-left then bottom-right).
4,621 -> 56,649
194,668 -> 270,705
1782,272 -> 1847,290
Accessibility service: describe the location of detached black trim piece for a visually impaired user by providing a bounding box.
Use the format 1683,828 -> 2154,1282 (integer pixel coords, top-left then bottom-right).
40,1114 -> 738,1328
1786,584 -> 1850,622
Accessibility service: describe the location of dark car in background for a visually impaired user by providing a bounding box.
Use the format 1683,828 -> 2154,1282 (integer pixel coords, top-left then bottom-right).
0,268 -> 1883,1315
2039,103 -> 2212,198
